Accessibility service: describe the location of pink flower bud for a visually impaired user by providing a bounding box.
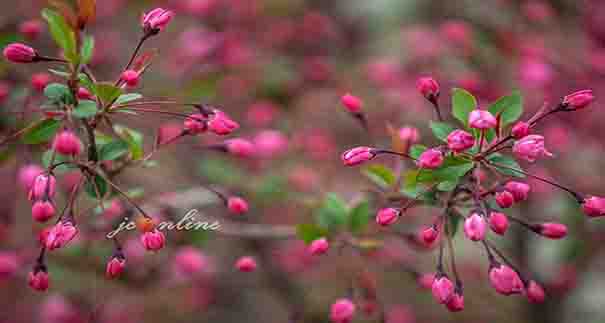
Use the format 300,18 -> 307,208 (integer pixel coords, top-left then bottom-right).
3,43 -> 36,63
19,20 -> 43,40
468,109 -> 497,129
504,181 -> 531,202
513,135 -> 553,163
488,264 -> 524,295
140,230 -> 165,251
563,89 -> 594,110
31,73 -> 51,92
398,127 -> 420,143
45,221 -> 78,250
183,113 -> 207,134
120,70 -> 140,87
0,252 -> 18,278
105,256 -> 126,279
28,268 -> 49,291
18,164 -> 44,191
581,196 -> 605,217
77,87 -> 94,100
142,8 -> 174,33
417,272 -> 436,289
431,275 -> 454,304
235,256 -> 257,272
208,110 -> 239,135
342,146 -> 376,166
253,130 -> 288,158
308,237 -> 329,255
536,223 -> 567,239
32,200 -> 56,222
463,213 -> 486,241
416,77 -> 440,99
227,196 -> 249,215
446,129 -> 474,152
225,138 -> 254,157
421,226 -> 439,245
330,298 -> 356,323
53,131 -> 83,156
376,208 -> 399,226
417,148 -> 444,169
29,173 -> 56,201
174,247 -> 209,275
526,280 -> 546,303
445,290 -> 464,312
495,191 -> 515,208
489,212 -> 508,235
511,121 -> 531,139
340,93 -> 363,113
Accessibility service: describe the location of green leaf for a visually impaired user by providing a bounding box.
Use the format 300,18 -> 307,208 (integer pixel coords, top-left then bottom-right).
349,200 -> 371,234
405,157 -> 474,185
488,91 -> 523,126
98,140 -> 129,161
409,144 -> 427,159
48,69 -> 71,78
199,158 -> 244,186
84,174 -> 108,199
487,153 -> 525,178
362,164 -> 396,188
42,149 -> 75,172
94,83 -> 122,106
437,180 -> 458,191
429,121 -> 457,142
72,100 -> 98,118
114,93 -> 143,105
41,9 -> 77,63
114,125 -> 143,160
315,193 -> 349,231
296,223 -> 329,244
22,119 -> 61,144
81,35 -> 95,64
451,88 -> 477,127
44,83 -> 74,104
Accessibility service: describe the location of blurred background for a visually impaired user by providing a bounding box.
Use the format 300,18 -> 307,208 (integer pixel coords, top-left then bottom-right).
1,0 -> 605,322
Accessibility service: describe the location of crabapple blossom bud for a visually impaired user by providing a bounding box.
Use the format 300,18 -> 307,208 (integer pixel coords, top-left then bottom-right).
342,146 -> 376,166
468,109 -> 497,129
504,181 -> 531,202
581,196 -> 605,217
142,8 -> 174,33
398,126 -> 420,143
105,256 -> 126,279
417,148 -> 444,169
225,138 -> 254,157
235,256 -> 257,272
18,164 -> 44,191
536,223 -> 567,239
140,230 -> 165,251
28,268 -> 49,291
511,121 -> 531,139
31,73 -> 51,92
488,264 -> 524,295
183,113 -> 207,134
253,130 -> 288,158
340,93 -> 363,113
489,212 -> 508,235
495,191 -> 515,208
431,275 -> 454,304
330,298 -> 356,323
77,87 -> 93,100
227,196 -> 249,215
174,247 -> 208,275
3,43 -> 37,63
32,200 -> 56,222
446,289 -> 464,312
463,213 -> 486,241
19,20 -> 43,40
29,174 -> 56,201
208,110 -> 239,135
416,77 -> 440,99
308,237 -> 329,255
513,135 -> 553,162
421,226 -> 439,245
120,70 -> 140,87
526,280 -> 546,303
53,131 -> 83,156
45,221 -> 78,250
446,129 -> 474,152
562,89 -> 594,110
376,208 -> 399,226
